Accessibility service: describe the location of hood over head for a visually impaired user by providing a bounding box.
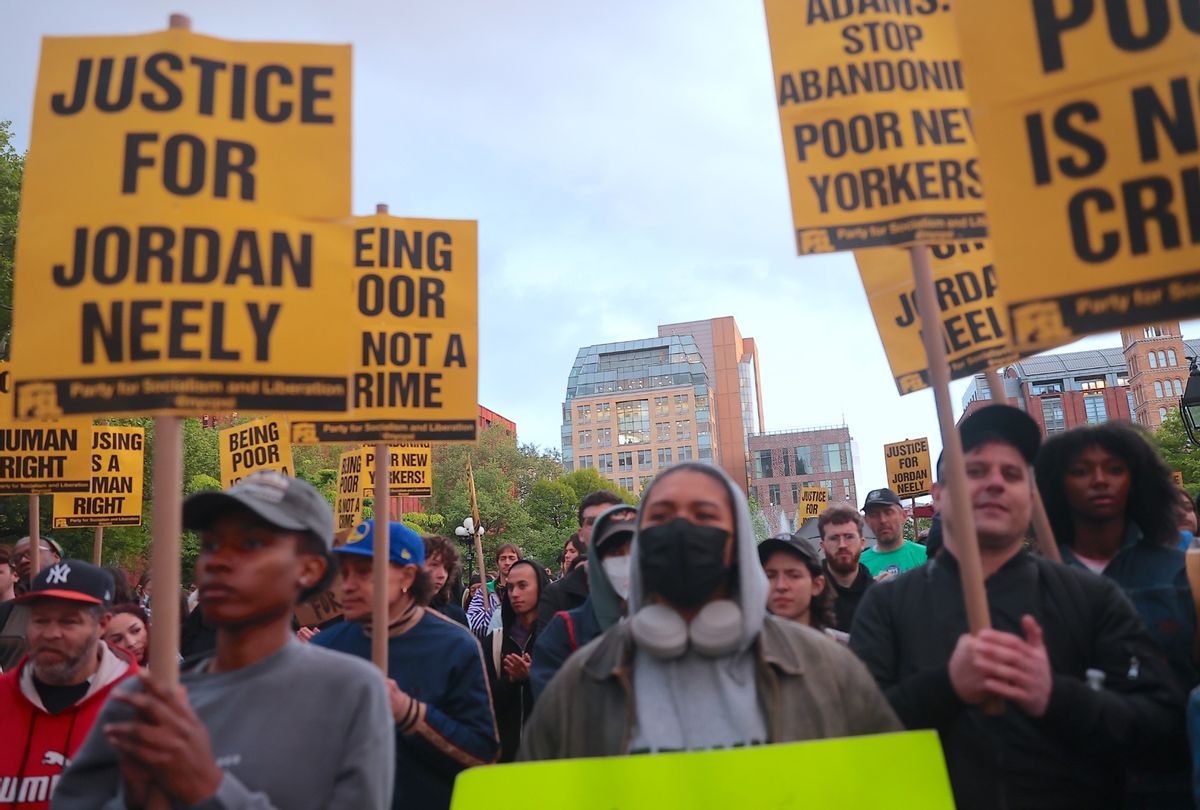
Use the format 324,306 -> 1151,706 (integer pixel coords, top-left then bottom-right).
586,503 -> 638,631
499,558 -> 551,632
629,462 -> 768,652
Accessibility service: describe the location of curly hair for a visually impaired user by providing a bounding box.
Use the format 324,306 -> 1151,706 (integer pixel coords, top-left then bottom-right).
422,535 -> 461,605
1035,422 -> 1178,547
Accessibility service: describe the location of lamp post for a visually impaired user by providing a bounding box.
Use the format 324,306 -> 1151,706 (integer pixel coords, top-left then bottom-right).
1180,357 -> 1200,445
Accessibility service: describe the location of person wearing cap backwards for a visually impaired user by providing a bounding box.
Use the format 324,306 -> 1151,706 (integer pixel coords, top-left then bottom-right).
849,405 -> 1183,810
54,471 -> 395,810
520,462 -> 899,760
308,519 -> 499,810
0,560 -> 136,809
758,533 -> 839,639
859,488 -> 926,580
530,503 -> 638,699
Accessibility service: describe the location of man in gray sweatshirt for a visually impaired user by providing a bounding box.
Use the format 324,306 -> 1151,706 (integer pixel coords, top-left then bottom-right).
52,472 -> 395,809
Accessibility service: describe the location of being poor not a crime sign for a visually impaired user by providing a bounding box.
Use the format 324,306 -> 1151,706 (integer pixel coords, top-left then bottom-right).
0,363 -> 93,493
290,213 -> 478,445
218,416 -> 295,488
953,1 -> 1200,349
53,425 -> 145,528
763,0 -> 987,253
885,437 -> 931,497
10,29 -> 354,416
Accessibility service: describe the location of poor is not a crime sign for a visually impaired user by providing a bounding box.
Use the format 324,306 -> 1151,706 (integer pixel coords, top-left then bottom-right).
336,448 -> 365,532
291,213 -> 478,445
855,241 -> 1031,394
954,1 -> 1200,350
763,0 -> 986,253
0,364 -> 93,493
884,437 -> 931,498
10,29 -> 353,417
218,416 -> 294,488
52,425 -> 145,528
360,443 -> 433,498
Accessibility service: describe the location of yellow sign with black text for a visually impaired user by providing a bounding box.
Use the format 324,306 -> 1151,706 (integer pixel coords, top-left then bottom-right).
0,364 -> 93,494
885,437 -> 931,498
763,0 -> 986,253
291,214 -> 478,445
10,30 -> 354,415
53,425 -> 145,528
335,448 -> 366,532
953,1 -> 1200,350
856,241 -> 1031,394
219,416 -> 294,488
361,444 -> 433,498
799,486 -> 830,518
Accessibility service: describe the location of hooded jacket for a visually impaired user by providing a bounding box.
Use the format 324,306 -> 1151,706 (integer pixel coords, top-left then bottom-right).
519,463 -> 900,760
484,560 -> 550,762
824,561 -> 874,634
0,641 -> 136,809
531,505 -> 634,699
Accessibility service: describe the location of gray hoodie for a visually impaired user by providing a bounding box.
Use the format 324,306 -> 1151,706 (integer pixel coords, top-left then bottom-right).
626,462 -> 771,752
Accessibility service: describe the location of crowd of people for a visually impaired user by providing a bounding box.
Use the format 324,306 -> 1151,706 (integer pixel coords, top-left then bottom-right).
2,405 -> 1200,808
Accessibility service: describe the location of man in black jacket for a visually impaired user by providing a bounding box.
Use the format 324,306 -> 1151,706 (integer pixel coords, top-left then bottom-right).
850,405 -> 1183,810
817,503 -> 873,634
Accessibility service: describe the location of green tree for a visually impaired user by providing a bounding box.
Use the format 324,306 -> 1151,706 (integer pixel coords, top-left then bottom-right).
1153,409 -> 1200,496
747,494 -> 770,543
0,120 -> 23,358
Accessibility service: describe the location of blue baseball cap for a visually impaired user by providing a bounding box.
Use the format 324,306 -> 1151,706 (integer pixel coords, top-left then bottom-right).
335,519 -> 425,566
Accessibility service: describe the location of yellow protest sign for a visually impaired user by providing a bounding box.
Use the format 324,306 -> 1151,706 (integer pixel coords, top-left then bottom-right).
1173,471 -> 1185,487
799,486 -> 830,518
0,363 -> 93,494
361,444 -> 433,497
291,214 -> 478,445
10,30 -> 354,416
451,731 -> 953,809
218,416 -> 294,488
953,2 -> 1200,350
336,448 -> 366,532
856,241 -> 1032,393
52,425 -> 145,528
763,1 -> 986,254
885,437 -> 931,498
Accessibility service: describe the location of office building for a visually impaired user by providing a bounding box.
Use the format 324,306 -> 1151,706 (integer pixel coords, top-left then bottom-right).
747,424 -> 856,527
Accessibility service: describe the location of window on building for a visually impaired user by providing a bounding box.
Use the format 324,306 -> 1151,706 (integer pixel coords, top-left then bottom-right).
598,454 -> 614,473
656,421 -> 671,442
781,451 -> 791,477
1149,352 -> 1158,369
618,451 -> 633,471
1083,393 -> 1108,424
1041,398 -> 1066,433
578,430 -> 592,449
1155,381 -> 1164,398
819,479 -> 834,492
754,449 -> 773,479
1159,407 -> 1169,423
674,394 -> 689,415
617,399 -> 650,445
638,449 -> 652,469
1031,380 -> 1064,395
577,404 -> 591,422
1116,374 -> 1129,386
1145,325 -> 1164,338
791,482 -> 799,504
619,477 -> 634,492
823,443 -> 844,473
1128,392 -> 1138,424
657,447 -> 673,466
769,484 -> 781,506
794,446 -> 812,474
639,475 -> 653,491
1170,349 -> 1179,366
843,478 -> 851,490
678,446 -> 693,461
1077,375 -> 1106,391
655,396 -> 669,416
597,427 -> 612,447
675,420 -> 691,440
596,403 -> 611,421
579,455 -> 594,469
1159,351 -> 1168,367
1175,378 -> 1184,396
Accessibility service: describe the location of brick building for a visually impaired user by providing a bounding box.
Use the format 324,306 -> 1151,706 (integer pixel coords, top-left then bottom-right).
747,424 -> 856,527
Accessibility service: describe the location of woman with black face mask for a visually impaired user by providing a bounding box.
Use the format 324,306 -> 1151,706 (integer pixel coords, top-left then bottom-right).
519,462 -> 900,759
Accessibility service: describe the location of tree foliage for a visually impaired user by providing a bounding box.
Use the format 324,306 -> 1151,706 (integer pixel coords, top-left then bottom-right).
0,121 -> 22,358
1152,409 -> 1200,496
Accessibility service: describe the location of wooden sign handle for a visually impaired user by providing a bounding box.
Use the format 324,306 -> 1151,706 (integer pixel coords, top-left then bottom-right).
372,443 -> 390,672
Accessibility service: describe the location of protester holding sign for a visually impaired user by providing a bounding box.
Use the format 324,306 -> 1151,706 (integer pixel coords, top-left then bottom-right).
818,504 -> 874,634
850,406 -> 1183,810
310,520 -> 499,810
860,488 -> 927,579
521,462 -> 899,760
55,472 -> 395,810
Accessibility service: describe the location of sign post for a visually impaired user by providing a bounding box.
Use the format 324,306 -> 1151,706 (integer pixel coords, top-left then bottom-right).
466,456 -> 488,615
28,497 -> 40,579
372,440 -> 390,672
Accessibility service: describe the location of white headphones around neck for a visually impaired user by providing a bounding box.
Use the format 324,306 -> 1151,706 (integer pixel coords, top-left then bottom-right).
629,600 -> 743,660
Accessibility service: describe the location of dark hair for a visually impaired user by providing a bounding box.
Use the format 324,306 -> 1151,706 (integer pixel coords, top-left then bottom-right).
495,543 -> 521,563
817,504 -> 864,538
558,533 -> 586,566
104,566 -> 135,605
106,603 -> 151,664
804,556 -> 837,632
423,535 -> 461,604
296,531 -> 337,603
568,553 -> 588,573
578,490 -> 624,526
1035,423 -> 1178,547
408,566 -> 436,606
500,560 -> 548,633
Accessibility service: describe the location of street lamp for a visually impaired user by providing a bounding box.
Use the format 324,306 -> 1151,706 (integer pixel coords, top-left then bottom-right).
1180,357 -> 1200,445
454,516 -> 486,541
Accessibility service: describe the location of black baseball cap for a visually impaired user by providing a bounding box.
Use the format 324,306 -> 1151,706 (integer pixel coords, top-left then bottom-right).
937,404 -> 1041,479
183,470 -> 334,551
17,559 -> 114,606
862,488 -> 902,510
758,533 -> 821,567
593,504 -> 638,556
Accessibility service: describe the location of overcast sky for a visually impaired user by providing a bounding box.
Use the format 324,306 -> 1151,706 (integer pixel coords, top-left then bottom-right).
4,1 -> 1187,501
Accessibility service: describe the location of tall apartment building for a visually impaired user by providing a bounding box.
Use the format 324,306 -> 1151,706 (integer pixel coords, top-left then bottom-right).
959,321 -> 1194,434
747,424 -> 856,527
561,317 -> 765,494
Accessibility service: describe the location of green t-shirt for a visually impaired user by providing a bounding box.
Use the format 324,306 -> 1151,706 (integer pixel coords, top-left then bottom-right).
860,541 -> 928,577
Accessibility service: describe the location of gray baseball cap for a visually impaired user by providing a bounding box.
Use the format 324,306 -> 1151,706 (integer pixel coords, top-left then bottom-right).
183,471 -> 334,551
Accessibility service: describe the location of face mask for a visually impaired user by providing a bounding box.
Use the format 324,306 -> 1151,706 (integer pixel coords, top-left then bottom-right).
601,555 -> 632,600
638,518 -> 731,609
